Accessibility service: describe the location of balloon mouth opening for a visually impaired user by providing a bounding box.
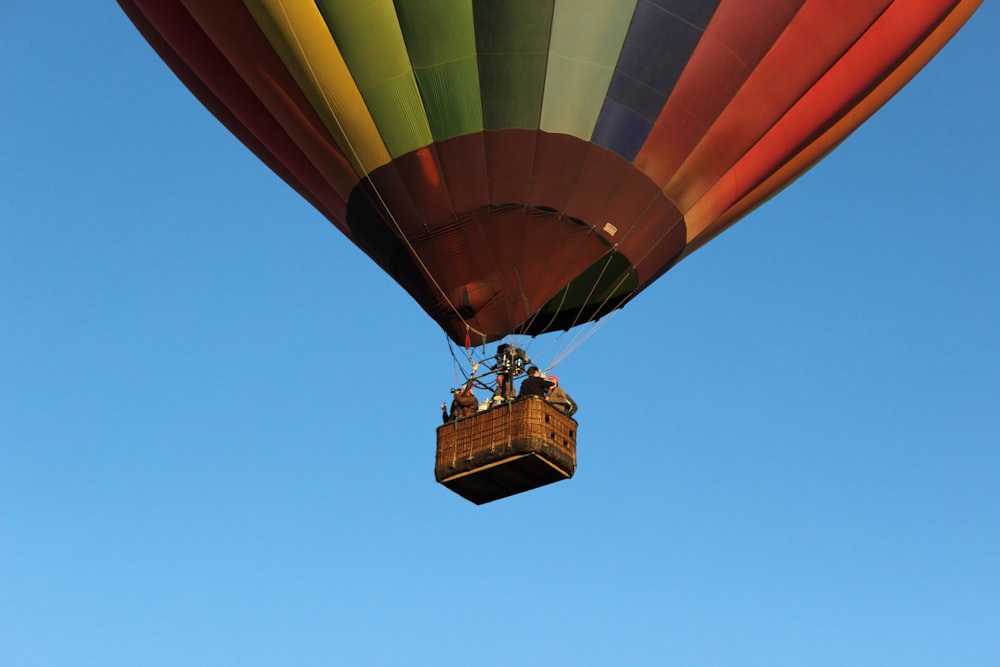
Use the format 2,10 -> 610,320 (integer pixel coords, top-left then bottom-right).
342,130 -> 687,344
445,245 -> 639,333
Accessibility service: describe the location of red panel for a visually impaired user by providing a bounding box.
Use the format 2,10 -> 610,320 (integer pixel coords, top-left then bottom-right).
366,165 -> 423,236
485,130 -> 535,205
594,172 -> 662,240
564,144 -> 631,232
635,0 -> 806,187
406,205 -> 609,342
530,132 -> 588,211
616,197 -> 686,285
698,0 -> 982,252
687,0 -> 969,244
436,133 -> 489,216
388,147 -> 454,228
662,0 -> 891,213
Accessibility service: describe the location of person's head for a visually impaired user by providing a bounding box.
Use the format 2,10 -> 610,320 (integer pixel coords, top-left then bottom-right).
526,366 -> 540,377
549,375 -> 558,386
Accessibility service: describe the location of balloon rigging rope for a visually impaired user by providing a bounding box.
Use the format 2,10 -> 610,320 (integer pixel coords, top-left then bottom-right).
446,334 -> 474,384
507,246 -> 625,372
438,203 -> 675,376
555,215 -> 688,367
534,206 -> 688,370
547,295 -> 627,371
512,226 -> 625,364
276,2 -> 487,345
518,185 -> 672,365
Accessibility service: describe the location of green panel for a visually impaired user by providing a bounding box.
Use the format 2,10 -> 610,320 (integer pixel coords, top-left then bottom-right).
473,0 -> 555,130
477,53 -> 549,129
363,74 -> 435,156
413,58 -> 483,139
541,56 -> 612,138
395,0 -> 483,139
394,0 -> 475,67
316,0 -> 432,156
316,0 -> 409,84
541,0 -> 636,138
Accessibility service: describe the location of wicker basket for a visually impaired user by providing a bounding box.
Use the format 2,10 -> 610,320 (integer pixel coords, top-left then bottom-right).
435,397 -> 578,504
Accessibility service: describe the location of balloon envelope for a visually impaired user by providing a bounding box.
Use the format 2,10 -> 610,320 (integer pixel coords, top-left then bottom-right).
119,0 -> 981,344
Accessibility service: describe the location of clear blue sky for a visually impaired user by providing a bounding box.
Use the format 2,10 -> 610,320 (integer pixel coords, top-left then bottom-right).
2,4 -> 997,666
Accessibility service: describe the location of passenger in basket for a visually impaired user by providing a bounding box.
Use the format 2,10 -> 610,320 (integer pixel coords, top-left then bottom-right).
492,371 -> 516,404
445,381 -> 478,422
544,375 -> 578,417
518,366 -> 554,399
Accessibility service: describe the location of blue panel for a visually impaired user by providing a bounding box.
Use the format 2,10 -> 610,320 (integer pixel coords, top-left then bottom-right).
594,0 -> 721,158
606,68 -> 668,123
615,1 -> 707,100
592,98 -> 652,160
645,0 -> 719,29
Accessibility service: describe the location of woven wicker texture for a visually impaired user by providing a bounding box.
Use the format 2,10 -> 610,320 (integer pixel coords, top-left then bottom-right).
435,397 -> 577,504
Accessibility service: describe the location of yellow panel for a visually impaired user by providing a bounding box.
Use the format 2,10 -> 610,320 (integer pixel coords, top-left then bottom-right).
244,0 -> 391,176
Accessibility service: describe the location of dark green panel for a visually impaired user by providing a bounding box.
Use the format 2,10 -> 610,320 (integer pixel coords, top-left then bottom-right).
473,0 -> 554,130
477,53 -> 549,129
474,0 -> 554,53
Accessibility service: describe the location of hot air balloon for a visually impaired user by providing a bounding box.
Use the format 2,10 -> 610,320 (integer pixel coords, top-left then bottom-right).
117,0 -> 981,502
